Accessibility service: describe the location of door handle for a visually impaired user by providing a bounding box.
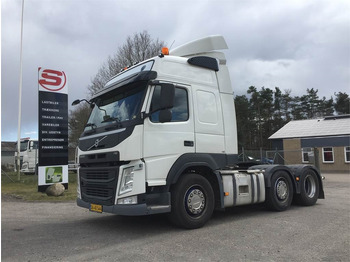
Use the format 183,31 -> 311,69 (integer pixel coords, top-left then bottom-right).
184,141 -> 194,147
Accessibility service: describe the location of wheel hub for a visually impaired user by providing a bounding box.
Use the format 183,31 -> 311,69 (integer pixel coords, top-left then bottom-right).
276,179 -> 288,200
185,188 -> 205,216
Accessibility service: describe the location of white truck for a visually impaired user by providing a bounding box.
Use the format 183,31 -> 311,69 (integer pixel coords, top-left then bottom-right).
73,36 -> 324,228
14,138 -> 38,174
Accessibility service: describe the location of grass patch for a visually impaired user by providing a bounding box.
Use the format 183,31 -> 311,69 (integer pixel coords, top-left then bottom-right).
1,171 -> 78,202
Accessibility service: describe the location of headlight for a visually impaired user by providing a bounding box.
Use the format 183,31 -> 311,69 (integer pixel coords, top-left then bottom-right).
21,162 -> 28,169
119,167 -> 134,195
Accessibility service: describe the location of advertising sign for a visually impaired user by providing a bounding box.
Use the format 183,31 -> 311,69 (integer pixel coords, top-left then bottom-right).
38,68 -> 68,192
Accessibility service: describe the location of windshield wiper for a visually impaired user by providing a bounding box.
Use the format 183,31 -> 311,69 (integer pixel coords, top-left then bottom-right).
84,123 -> 97,135
85,123 -> 97,129
101,116 -> 120,123
102,116 -> 124,131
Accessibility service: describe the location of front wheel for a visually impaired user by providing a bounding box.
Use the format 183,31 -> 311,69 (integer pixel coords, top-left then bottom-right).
266,171 -> 294,211
169,174 -> 215,229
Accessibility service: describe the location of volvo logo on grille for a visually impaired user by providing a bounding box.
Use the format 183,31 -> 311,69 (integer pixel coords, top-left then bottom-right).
88,136 -> 107,150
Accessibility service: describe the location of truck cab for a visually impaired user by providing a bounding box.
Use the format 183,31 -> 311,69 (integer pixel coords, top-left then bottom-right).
75,36 -> 324,228
14,138 -> 38,174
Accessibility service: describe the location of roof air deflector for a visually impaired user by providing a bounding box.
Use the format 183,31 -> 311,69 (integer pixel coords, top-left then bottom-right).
170,35 -> 228,57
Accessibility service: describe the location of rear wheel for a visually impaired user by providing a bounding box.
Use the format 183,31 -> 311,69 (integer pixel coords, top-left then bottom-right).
266,171 -> 293,211
295,169 -> 319,206
169,174 -> 215,229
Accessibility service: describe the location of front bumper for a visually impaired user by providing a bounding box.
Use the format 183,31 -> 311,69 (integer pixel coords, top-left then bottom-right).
21,168 -> 35,173
77,192 -> 171,216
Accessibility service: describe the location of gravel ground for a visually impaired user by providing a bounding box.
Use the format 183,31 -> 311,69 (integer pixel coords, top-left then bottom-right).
1,172 -> 349,261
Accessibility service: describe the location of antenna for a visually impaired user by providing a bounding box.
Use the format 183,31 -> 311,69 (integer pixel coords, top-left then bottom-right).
169,40 -> 175,50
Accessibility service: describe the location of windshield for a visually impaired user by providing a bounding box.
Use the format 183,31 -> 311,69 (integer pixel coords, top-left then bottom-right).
20,141 -> 28,152
84,84 -> 147,132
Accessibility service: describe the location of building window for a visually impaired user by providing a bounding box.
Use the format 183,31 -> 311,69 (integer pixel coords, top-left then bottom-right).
322,147 -> 334,163
345,146 -> 350,163
302,148 -> 313,163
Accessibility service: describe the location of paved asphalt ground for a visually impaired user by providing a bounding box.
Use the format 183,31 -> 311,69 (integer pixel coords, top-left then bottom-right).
2,173 -> 349,261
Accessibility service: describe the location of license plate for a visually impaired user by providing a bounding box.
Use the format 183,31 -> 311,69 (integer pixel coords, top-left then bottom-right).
90,203 -> 103,213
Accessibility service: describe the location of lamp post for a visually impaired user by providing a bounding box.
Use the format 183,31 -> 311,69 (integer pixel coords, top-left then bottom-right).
16,0 -> 25,181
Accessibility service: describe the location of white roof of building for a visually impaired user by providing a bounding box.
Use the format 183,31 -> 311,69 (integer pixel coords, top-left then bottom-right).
269,115 -> 350,140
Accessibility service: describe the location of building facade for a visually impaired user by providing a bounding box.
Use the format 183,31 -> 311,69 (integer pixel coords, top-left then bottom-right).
1,141 -> 16,170
269,115 -> 350,173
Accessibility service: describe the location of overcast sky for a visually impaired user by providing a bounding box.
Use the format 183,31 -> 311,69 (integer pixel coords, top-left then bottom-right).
1,0 -> 349,141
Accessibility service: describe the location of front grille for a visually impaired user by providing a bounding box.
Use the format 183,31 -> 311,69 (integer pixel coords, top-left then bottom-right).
83,169 -> 115,183
80,166 -> 119,205
86,173 -> 109,180
86,187 -> 113,198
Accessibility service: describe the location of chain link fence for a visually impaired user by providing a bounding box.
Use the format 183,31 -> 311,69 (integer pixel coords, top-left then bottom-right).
238,147 -> 320,170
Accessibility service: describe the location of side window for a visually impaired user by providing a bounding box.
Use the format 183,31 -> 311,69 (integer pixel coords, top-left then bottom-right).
302,148 -> 311,163
345,146 -> 350,163
196,90 -> 218,124
150,86 -> 189,123
322,147 -> 334,163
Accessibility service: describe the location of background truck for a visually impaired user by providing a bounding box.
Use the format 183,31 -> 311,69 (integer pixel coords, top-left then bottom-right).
14,138 -> 38,174
73,35 -> 324,229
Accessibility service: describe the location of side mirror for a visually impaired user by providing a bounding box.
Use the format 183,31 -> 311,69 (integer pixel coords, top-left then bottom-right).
144,83 -> 175,121
159,109 -> 172,123
160,83 -> 175,110
29,141 -> 34,151
72,99 -> 81,106
72,99 -> 93,107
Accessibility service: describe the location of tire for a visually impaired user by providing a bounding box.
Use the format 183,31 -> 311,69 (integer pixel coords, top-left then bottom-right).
295,169 -> 319,206
168,174 -> 215,229
266,171 -> 293,211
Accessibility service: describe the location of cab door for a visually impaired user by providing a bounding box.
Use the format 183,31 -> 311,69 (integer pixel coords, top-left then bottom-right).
143,84 -> 194,185
28,141 -> 39,170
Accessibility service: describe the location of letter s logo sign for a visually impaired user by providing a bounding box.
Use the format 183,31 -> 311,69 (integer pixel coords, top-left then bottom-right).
39,69 -> 67,92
